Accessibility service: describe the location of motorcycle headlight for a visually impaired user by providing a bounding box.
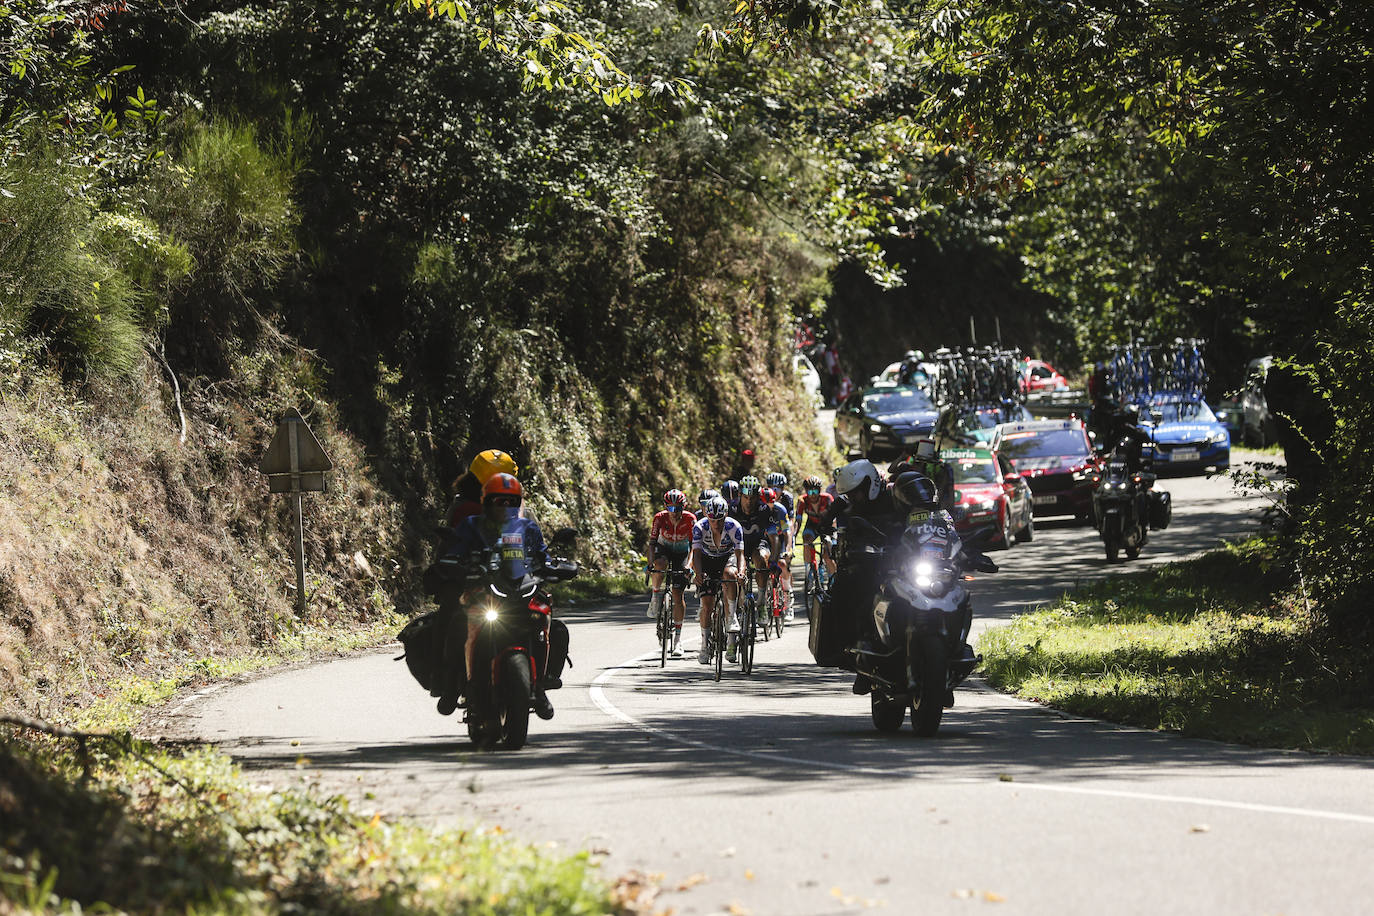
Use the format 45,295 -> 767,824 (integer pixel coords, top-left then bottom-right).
484,607 -> 500,622
911,560 -> 935,589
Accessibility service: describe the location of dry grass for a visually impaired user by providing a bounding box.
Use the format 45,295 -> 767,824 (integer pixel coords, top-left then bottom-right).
0,336 -> 410,721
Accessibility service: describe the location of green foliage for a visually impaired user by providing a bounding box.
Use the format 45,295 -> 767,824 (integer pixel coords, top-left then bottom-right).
0,734 -> 624,914
979,539 -> 1374,754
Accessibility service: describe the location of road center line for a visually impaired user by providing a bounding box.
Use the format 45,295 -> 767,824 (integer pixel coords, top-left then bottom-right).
589,649 -> 1374,827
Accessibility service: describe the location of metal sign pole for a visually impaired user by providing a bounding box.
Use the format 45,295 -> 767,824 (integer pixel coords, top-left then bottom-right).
289,419 -> 306,617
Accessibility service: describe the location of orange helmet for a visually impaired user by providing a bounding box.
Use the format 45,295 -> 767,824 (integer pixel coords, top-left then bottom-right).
469,449 -> 518,485
482,472 -> 522,502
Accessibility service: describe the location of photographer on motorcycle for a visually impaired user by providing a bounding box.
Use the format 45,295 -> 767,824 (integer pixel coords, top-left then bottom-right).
889,438 -> 956,514
435,473 -> 565,720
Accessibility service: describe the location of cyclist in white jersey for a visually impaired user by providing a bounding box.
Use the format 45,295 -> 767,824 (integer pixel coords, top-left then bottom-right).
691,496 -> 746,665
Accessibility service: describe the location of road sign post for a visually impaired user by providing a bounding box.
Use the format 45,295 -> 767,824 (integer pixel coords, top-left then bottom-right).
259,408 -> 333,617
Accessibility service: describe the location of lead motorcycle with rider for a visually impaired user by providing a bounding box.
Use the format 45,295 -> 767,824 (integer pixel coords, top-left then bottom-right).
401,472 -> 576,751
810,462 -> 996,736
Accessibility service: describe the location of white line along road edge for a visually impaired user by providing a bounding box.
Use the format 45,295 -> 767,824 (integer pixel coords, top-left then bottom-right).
589,650 -> 1374,827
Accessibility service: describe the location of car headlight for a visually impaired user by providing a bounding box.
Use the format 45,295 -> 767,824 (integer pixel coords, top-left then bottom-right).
1209,430 -> 1229,444
869,424 -> 883,433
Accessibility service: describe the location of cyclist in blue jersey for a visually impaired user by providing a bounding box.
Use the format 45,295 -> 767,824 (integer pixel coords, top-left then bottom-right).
767,471 -> 797,619
733,476 -> 790,643
691,497 -> 746,665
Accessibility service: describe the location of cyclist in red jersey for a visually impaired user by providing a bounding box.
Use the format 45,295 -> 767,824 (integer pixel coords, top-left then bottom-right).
797,474 -> 838,580
646,489 -> 697,658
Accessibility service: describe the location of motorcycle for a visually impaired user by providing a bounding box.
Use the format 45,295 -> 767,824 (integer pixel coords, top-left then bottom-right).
411,526 -> 578,751
1092,419 -> 1171,562
845,515 -> 998,737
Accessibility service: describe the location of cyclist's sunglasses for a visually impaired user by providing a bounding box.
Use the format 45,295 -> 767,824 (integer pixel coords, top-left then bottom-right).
489,496 -> 520,508
806,487 -> 821,495
667,505 -> 682,513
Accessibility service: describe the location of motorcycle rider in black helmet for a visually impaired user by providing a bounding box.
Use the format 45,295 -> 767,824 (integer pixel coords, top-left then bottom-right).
889,470 -> 979,680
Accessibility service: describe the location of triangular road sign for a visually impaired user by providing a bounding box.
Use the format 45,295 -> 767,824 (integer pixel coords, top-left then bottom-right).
259,408 -> 333,475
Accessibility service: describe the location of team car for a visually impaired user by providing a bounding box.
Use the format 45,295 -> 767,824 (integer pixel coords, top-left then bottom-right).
1140,395 -> 1231,474
989,418 -> 1102,523
942,447 -> 1034,548
833,385 -> 941,459
1020,359 -> 1070,393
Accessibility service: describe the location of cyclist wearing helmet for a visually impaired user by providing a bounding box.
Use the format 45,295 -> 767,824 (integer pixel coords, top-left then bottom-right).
691,496 -> 746,665
697,487 -> 722,516
811,459 -> 906,689
437,473 -> 561,720
646,489 -> 697,658
767,472 -> 798,618
446,448 -> 519,525
797,474 -> 837,581
732,477 -> 790,648
719,479 -> 742,513
765,471 -> 795,523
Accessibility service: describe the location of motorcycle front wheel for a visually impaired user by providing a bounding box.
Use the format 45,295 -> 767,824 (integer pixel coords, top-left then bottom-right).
499,653 -> 533,750
910,635 -> 947,737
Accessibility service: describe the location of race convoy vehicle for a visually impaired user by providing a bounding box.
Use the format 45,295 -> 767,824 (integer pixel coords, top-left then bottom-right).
942,447 -> 1034,548
1020,359 -> 1070,393
833,385 -> 940,459
1140,395 -> 1231,474
989,419 -> 1102,523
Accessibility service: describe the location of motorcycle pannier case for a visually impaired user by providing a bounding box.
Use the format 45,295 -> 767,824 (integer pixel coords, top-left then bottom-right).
809,591 -> 855,668
1149,490 -> 1172,530
396,611 -> 445,692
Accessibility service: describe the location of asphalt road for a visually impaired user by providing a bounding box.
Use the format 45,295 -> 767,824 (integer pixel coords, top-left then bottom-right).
167,455 -> 1374,915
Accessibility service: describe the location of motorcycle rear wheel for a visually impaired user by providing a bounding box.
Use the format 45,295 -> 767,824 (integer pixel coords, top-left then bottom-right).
910,636 -> 947,737
499,654 -> 533,751
871,695 -> 905,732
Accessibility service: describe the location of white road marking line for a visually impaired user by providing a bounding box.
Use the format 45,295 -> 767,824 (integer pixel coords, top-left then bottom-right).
590,649 -> 1374,827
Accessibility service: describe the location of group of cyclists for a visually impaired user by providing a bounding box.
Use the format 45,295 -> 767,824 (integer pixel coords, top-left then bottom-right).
645,457 -> 842,665
425,439 -> 972,716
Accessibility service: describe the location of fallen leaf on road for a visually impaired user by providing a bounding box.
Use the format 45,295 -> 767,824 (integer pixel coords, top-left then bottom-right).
290,739 -> 300,746
984,891 -> 1006,903
997,774 -> 1014,782
727,903 -> 751,915
953,889 -> 974,899
676,873 -> 708,891
719,846 -> 736,857
745,869 -> 755,880
1190,824 -> 1211,833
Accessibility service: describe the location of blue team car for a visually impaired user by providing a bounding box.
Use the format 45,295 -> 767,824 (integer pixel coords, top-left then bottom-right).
1140,394 -> 1231,474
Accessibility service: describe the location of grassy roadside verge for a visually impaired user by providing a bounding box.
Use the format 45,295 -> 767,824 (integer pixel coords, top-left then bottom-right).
978,538 -> 1374,755
1,729 -> 645,915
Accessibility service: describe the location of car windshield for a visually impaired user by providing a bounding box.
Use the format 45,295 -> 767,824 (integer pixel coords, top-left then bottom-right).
1151,401 -> 1217,423
948,456 -> 998,483
997,429 -> 1090,459
864,388 -> 933,413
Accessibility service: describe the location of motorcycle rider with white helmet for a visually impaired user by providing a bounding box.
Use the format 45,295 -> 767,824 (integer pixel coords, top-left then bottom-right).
809,459 -> 908,694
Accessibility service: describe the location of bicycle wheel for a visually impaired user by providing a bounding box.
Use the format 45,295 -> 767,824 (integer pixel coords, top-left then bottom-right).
657,599 -> 670,668
803,563 -> 816,620
740,596 -> 756,675
772,583 -> 786,638
712,601 -> 725,682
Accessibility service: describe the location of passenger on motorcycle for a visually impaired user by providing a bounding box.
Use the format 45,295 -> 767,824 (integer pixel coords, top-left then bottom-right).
646,489 -> 696,658
691,497 -> 746,665
797,474 -> 837,579
733,477 -> 790,649
813,459 -> 907,692
890,438 -> 957,514
439,473 -> 562,720
446,448 -> 518,526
